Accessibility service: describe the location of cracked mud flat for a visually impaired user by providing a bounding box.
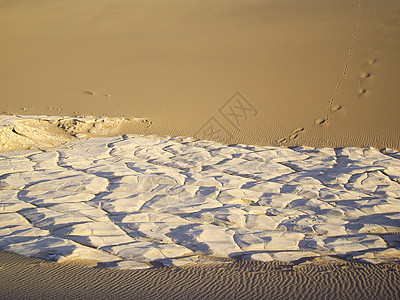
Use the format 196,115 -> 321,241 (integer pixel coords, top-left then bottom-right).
1,118 -> 399,269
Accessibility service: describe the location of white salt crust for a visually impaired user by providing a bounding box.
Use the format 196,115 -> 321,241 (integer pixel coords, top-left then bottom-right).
0,125 -> 399,268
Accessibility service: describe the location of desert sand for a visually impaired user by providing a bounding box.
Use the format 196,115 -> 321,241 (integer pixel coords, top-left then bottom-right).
0,0 -> 400,299
1,0 -> 400,149
1,251 -> 399,300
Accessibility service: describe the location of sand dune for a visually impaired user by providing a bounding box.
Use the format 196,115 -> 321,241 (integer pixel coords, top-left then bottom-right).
1,0 -> 400,149
1,0 -> 400,298
1,251 -> 400,300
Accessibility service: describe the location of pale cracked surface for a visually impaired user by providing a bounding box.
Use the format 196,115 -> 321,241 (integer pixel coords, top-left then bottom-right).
1,135 -> 400,269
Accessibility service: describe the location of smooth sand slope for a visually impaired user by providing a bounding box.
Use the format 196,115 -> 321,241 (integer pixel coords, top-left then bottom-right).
1,0 -> 400,149
1,0 -> 400,299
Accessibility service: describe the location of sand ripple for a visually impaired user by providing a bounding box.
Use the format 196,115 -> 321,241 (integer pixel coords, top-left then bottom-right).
0,251 -> 399,300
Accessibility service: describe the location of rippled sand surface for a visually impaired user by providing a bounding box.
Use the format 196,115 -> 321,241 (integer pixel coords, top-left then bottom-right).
1,251 -> 400,300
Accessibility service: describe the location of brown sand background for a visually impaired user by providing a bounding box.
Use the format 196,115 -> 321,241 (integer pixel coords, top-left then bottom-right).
1,0 -> 400,299
1,251 -> 400,300
1,0 -> 400,149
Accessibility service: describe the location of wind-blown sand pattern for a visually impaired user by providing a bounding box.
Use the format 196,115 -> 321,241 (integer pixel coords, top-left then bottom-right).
1,133 -> 399,268
1,251 -> 400,300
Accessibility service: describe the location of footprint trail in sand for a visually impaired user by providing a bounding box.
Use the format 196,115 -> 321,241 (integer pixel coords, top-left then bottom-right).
318,2 -> 364,144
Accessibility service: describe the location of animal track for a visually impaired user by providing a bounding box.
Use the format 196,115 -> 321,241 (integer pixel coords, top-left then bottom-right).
316,2 -> 363,144
142,119 -> 154,131
277,2 -> 374,146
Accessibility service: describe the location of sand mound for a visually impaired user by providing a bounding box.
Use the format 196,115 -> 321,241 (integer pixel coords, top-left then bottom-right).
0,115 -> 151,151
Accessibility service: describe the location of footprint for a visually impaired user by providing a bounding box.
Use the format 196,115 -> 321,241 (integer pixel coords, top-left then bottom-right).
355,15 -> 400,100
318,1 -> 362,145
356,64 -> 375,98
276,138 -> 287,144
291,127 -> 304,134
331,104 -> 342,112
276,127 -> 305,144
288,127 -> 305,140
357,88 -> 369,97
315,118 -> 327,125
367,57 -> 377,65
359,72 -> 371,79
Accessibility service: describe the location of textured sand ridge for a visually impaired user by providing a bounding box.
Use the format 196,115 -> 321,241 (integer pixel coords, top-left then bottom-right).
1,134 -> 399,268
0,115 -> 151,152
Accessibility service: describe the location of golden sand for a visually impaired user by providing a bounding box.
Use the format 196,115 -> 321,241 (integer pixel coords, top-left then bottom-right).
1,0 -> 399,149
0,1 -> 400,298
1,251 -> 399,300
